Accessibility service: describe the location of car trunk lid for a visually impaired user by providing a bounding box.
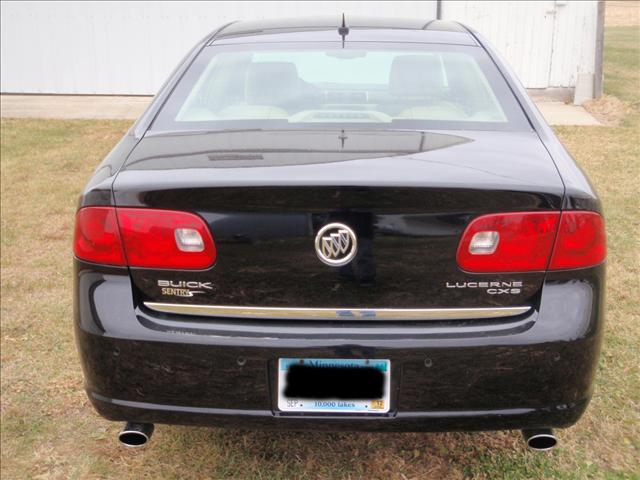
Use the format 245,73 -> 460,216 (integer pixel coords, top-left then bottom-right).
112,129 -> 563,313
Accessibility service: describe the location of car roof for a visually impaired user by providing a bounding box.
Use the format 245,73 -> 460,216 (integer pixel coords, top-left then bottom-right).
211,16 -> 476,46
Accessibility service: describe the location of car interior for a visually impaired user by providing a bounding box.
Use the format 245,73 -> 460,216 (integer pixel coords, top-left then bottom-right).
176,51 -> 507,124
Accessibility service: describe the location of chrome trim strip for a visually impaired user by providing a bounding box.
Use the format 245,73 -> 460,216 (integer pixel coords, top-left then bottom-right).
143,302 -> 531,321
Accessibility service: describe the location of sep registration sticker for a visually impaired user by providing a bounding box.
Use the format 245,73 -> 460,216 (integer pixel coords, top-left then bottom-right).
277,358 -> 391,413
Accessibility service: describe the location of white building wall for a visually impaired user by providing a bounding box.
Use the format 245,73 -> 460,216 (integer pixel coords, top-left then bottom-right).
547,1 -> 599,88
0,1 -> 437,94
441,0 -> 598,89
0,0 -> 598,95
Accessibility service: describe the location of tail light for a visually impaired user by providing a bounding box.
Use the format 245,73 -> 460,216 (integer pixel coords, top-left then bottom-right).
74,207 -> 126,266
457,211 -> 605,273
74,207 -> 216,269
549,211 -> 606,270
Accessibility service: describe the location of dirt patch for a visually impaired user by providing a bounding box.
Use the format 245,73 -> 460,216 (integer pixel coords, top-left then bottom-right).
606,1 -> 640,27
583,94 -> 633,125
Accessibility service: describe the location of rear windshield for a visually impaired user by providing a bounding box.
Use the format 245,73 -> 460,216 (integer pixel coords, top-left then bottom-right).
152,42 -> 530,132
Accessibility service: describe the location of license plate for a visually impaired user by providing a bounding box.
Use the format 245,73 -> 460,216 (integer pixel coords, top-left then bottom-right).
277,358 -> 391,413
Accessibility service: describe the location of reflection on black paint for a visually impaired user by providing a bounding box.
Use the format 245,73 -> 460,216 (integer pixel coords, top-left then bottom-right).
124,130 -> 473,170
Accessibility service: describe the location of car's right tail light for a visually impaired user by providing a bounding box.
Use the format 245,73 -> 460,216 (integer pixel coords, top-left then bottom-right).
73,207 -> 216,270
457,211 -> 605,273
548,211 -> 606,270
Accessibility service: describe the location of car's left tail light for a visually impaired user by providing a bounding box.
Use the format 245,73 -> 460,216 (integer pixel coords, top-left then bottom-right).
74,207 -> 127,266
74,207 -> 216,269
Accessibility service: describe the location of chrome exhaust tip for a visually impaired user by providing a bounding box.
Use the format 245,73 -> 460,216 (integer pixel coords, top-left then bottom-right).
522,428 -> 557,451
118,422 -> 154,447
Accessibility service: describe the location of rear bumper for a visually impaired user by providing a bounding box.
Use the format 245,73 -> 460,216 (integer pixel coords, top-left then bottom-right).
75,261 -> 604,432
90,392 -> 590,433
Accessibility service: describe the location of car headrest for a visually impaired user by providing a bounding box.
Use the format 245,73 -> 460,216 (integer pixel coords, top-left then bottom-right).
245,62 -> 301,105
389,55 -> 446,97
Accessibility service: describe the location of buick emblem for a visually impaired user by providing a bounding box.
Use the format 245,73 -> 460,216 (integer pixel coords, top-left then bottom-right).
314,223 -> 358,267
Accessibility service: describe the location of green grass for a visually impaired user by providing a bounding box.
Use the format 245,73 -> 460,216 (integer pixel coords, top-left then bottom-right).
1,26 -> 639,479
603,26 -> 640,107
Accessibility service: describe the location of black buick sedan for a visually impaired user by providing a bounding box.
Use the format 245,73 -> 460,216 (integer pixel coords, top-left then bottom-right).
73,17 -> 606,450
